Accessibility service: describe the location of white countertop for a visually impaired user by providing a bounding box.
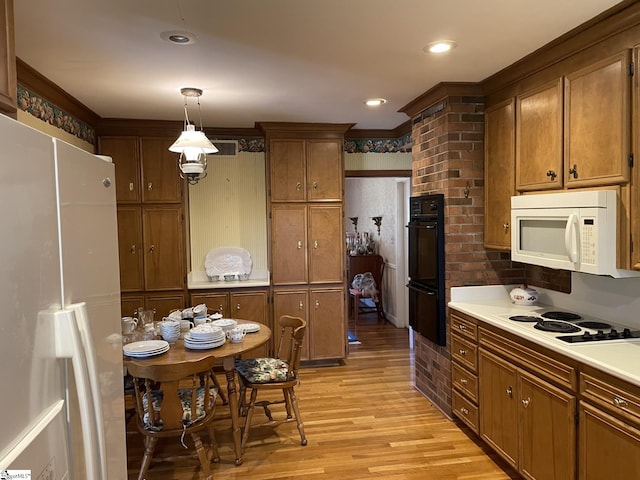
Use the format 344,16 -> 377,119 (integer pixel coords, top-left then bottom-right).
188,270 -> 270,290
449,285 -> 640,387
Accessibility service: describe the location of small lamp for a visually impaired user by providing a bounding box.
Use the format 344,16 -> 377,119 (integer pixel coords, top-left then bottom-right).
169,87 -> 218,185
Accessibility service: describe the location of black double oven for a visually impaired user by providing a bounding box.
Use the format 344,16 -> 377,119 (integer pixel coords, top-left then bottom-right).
407,194 -> 446,346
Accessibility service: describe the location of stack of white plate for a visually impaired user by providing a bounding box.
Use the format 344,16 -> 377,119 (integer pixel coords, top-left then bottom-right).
123,340 -> 170,358
240,322 -> 261,333
159,320 -> 181,343
184,324 -> 226,350
211,318 -> 237,333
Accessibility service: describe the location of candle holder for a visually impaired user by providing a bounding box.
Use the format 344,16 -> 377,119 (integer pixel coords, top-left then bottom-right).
349,216 -> 359,233
371,216 -> 382,235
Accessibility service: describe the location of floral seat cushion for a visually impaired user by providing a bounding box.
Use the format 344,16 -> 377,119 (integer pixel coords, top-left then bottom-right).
141,386 -> 217,431
235,357 -> 292,383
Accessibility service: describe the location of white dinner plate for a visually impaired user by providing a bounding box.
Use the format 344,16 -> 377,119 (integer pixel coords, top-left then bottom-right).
184,338 -> 226,350
123,340 -> 169,355
124,345 -> 170,358
240,323 -> 261,333
205,247 -> 252,278
184,332 -> 225,343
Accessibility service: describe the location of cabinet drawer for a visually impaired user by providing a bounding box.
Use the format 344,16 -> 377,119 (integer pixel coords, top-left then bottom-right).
452,362 -> 478,403
453,389 -> 479,434
451,335 -> 478,373
581,372 -> 640,424
479,327 -> 576,390
451,313 -> 477,341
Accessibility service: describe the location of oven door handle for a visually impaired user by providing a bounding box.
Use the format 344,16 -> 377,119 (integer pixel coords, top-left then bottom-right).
407,223 -> 436,229
407,283 -> 437,295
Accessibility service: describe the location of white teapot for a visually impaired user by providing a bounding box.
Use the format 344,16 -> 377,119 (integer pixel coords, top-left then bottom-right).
509,284 -> 539,306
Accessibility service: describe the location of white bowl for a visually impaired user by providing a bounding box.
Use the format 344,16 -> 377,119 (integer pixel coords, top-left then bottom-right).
211,318 -> 237,333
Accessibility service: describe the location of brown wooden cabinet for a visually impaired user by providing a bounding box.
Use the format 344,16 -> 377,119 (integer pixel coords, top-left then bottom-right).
564,50 -> 631,189
117,206 -> 144,292
273,289 -> 310,361
516,78 -> 564,192
451,312 -> 480,433
484,98 -> 515,250
269,138 -> 343,203
99,137 -> 141,203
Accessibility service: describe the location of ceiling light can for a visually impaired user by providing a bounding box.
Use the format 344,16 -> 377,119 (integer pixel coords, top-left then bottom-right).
365,98 -> 387,107
161,30 -> 198,45
424,40 -> 457,54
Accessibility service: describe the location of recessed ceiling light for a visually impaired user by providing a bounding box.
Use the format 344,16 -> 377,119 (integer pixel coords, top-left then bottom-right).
161,30 -> 198,45
424,40 -> 457,54
365,98 -> 387,107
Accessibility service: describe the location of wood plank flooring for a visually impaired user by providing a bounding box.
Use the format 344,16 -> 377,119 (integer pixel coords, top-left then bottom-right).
126,313 -> 519,479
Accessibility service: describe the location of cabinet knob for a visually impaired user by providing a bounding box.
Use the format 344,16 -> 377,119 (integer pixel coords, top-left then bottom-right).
299,301 -> 304,310
458,349 -> 466,356
613,396 -> 629,408
218,305 -> 224,313
296,182 -> 302,191
129,182 -> 134,192
546,170 -> 557,181
314,240 -> 319,249
149,244 -> 155,253
130,244 -> 136,254
458,324 -> 466,331
315,299 -> 320,309
503,222 -> 509,231
506,386 -> 513,397
147,182 -> 153,191
312,181 -> 318,190
460,378 -> 468,385
569,164 -> 578,179
460,407 -> 469,415
297,240 -> 303,249
521,397 -> 530,408
236,304 -> 241,311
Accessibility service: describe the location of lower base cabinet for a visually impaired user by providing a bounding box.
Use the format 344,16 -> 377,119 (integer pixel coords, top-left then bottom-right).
273,287 -> 346,362
121,292 -> 185,318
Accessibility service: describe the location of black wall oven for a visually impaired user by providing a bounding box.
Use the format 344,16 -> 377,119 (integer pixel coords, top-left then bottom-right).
407,193 -> 446,346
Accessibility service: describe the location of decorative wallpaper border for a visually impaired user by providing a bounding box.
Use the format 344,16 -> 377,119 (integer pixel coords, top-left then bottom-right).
15,85 -> 412,153
345,133 -> 412,153
17,85 -> 96,145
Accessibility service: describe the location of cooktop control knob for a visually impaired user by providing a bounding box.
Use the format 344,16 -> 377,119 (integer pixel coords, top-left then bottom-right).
608,328 -> 619,339
582,332 -> 593,341
595,330 -> 606,340
623,328 -> 632,338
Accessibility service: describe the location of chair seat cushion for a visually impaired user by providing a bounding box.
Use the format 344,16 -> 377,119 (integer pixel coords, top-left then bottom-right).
142,386 -> 217,431
235,357 -> 292,383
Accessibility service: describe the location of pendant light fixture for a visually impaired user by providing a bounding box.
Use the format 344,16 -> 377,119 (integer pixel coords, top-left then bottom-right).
169,87 -> 218,185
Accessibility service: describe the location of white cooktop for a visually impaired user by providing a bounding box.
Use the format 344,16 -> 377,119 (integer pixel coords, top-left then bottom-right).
449,285 -> 640,386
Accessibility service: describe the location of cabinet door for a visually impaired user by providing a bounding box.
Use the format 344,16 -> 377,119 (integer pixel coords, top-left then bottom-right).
270,139 -> 306,202
145,292 -> 186,319
518,370 -> 576,480
516,79 -> 564,191
479,349 -> 518,468
117,206 -> 144,292
99,136 -> 141,203
565,51 -> 631,188
273,289 -> 309,361
140,137 -> 183,203
271,204 -> 308,285
308,205 -> 344,283
190,292 -> 230,316
579,401 -> 640,480
231,290 -> 269,357
142,206 -> 185,290
484,99 -> 515,250
306,139 -> 343,202
309,288 -> 345,360
121,293 -> 144,318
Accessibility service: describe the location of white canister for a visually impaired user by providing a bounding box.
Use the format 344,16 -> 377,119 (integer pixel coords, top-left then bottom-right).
509,284 -> 539,306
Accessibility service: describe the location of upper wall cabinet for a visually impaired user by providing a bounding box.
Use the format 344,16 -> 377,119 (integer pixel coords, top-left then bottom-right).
564,50 -> 631,188
98,136 -> 183,204
484,98 -> 515,250
514,50 -> 632,192
270,139 -> 343,202
515,78 -> 564,191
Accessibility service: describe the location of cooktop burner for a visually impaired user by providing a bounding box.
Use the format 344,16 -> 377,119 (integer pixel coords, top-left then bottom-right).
541,311 -> 582,321
509,315 -> 541,322
576,321 -> 612,330
534,320 -> 581,333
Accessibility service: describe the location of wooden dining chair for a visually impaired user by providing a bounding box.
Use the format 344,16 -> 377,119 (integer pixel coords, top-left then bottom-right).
348,254 -> 385,324
127,356 -> 220,480
235,315 -> 307,451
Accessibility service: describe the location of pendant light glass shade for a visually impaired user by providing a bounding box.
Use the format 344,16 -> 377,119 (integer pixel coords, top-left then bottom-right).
169,88 -> 217,185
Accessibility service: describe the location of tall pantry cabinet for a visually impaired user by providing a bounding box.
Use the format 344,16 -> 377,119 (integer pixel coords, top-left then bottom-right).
261,123 -> 351,362
98,136 -> 187,317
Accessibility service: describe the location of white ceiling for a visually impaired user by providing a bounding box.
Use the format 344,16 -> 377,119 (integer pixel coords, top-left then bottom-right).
13,0 -> 623,131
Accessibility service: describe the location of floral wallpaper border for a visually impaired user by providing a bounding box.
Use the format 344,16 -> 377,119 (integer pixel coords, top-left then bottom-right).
17,85 -> 96,145
16,86 -> 412,153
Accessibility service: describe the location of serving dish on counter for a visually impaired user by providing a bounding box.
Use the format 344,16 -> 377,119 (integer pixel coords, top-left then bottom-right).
205,247 -> 252,280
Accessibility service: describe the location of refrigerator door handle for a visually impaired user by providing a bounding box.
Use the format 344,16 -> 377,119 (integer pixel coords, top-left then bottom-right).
54,305 -> 105,480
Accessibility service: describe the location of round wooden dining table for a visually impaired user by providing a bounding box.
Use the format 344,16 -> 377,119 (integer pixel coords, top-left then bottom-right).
124,320 -> 271,465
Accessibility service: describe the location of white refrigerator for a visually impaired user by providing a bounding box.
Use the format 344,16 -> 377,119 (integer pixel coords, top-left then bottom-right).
0,115 -> 127,479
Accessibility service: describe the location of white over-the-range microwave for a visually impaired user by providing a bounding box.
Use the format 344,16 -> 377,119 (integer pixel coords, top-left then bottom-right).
511,189 -> 640,278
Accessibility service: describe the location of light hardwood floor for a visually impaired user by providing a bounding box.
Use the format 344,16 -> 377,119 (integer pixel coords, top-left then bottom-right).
126,313 -> 519,479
